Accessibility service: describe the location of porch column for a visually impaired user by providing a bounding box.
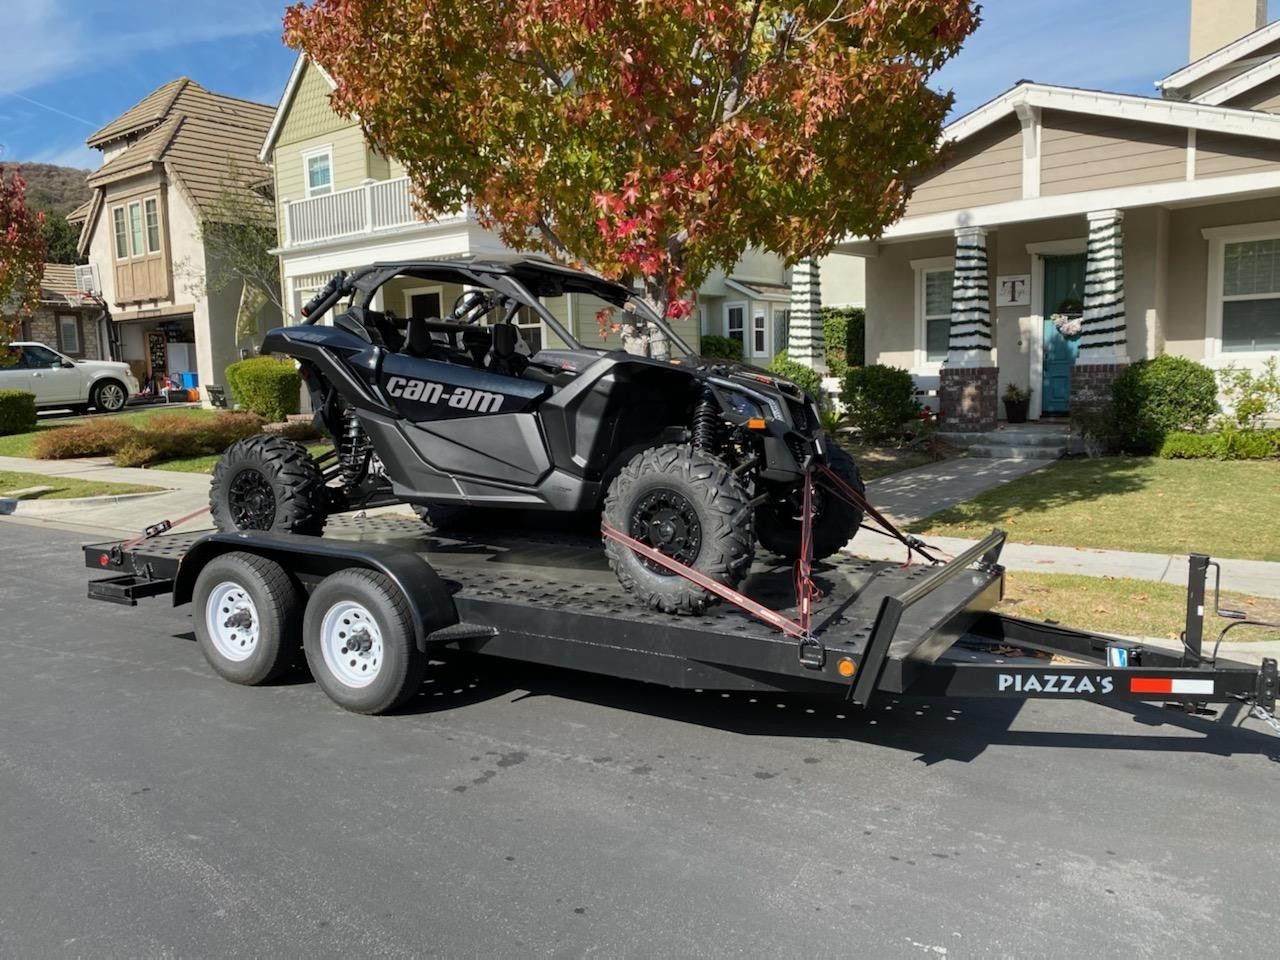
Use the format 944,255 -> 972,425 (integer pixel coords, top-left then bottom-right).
787,256 -> 825,371
1071,209 -> 1128,416
940,226 -> 998,432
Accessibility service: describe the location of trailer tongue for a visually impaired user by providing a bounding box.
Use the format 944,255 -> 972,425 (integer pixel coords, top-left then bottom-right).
84,514 -> 1278,727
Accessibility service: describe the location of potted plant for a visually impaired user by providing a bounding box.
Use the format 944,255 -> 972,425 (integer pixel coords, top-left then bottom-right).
1003,383 -> 1032,424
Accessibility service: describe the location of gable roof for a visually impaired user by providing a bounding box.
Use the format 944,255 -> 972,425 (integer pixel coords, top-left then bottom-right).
39,263 -> 79,299
65,199 -> 92,224
86,78 -> 189,148
1194,54 -> 1280,106
258,52 -> 339,162
944,81 -> 1280,148
1157,19 -> 1280,96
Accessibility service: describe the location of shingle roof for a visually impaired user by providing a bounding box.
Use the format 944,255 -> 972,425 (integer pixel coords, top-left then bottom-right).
85,77 -> 188,148
39,263 -> 83,304
84,79 -> 275,218
66,199 -> 92,224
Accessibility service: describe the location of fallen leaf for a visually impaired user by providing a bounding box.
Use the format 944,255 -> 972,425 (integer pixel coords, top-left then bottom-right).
1093,605 -> 1109,613
1102,575 -> 1116,581
1130,594 -> 1150,602
1245,598 -> 1257,606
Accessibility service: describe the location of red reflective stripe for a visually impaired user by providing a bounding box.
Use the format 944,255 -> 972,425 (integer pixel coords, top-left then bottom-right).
1130,677 -> 1174,694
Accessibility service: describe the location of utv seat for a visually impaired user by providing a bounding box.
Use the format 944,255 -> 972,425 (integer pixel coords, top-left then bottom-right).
487,323 -> 529,377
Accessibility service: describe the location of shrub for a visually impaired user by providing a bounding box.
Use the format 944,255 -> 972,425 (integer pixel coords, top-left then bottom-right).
843,364 -> 919,442
225,356 -> 300,421
1216,359 -> 1280,429
821,306 -> 864,377
768,349 -> 823,399
1110,355 -> 1218,454
33,419 -> 135,459
698,334 -> 743,361
114,412 -> 265,467
1159,428 -> 1280,460
0,390 -> 36,435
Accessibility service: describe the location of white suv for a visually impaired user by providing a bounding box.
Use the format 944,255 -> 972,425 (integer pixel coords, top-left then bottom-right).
0,342 -> 141,413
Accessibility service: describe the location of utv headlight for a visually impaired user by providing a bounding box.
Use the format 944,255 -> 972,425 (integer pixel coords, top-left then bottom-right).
721,389 -> 767,421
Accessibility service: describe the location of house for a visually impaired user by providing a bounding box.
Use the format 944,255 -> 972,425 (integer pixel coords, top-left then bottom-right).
74,78 -> 279,397
839,0 -> 1280,429
19,264 -> 109,361
261,55 -> 868,364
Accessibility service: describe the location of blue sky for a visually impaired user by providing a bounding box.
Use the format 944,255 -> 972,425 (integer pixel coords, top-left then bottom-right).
3,0 -> 1280,171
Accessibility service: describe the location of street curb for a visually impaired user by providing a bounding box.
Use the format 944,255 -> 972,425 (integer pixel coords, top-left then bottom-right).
6,490 -> 171,516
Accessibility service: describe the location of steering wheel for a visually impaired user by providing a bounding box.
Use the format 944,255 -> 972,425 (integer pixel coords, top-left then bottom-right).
450,289 -> 495,325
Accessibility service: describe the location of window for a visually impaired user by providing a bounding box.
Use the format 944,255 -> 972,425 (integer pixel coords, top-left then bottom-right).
57,315 -> 81,356
20,345 -> 61,368
406,290 -> 442,320
923,268 -> 954,363
112,207 -> 128,259
726,303 -> 745,347
752,311 -> 767,355
304,147 -> 333,197
128,201 -> 144,257
1221,238 -> 1280,352
144,197 -> 161,253
772,308 -> 790,357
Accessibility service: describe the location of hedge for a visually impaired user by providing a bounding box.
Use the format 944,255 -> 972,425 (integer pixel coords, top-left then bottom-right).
842,364 -> 919,442
33,412 -> 265,467
698,335 -> 743,361
768,350 -> 822,399
1110,355 -> 1218,454
0,390 -> 36,435
225,356 -> 300,421
821,307 -> 865,377
1159,428 -> 1280,460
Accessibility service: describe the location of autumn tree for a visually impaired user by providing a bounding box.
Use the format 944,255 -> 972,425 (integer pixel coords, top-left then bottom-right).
1,165 -> 46,360
285,0 -> 977,344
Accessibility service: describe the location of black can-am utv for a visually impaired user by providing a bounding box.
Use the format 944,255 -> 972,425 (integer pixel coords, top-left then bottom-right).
209,257 -> 863,613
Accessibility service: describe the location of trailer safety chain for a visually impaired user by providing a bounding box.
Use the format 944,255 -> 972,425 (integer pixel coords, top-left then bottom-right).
1252,703 -> 1280,735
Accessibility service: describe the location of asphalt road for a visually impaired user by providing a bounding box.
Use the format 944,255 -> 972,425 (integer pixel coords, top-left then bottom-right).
2,521 -> 1277,959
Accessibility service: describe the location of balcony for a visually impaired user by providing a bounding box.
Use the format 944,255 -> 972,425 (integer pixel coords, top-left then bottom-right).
282,176 -> 465,247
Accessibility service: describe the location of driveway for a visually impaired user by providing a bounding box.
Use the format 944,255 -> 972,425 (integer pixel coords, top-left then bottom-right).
2,522 -> 1277,958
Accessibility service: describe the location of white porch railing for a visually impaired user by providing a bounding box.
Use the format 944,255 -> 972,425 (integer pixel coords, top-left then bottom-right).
283,176 -> 465,246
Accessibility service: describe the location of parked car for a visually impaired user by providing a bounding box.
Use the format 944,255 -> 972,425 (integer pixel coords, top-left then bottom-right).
0,342 -> 139,413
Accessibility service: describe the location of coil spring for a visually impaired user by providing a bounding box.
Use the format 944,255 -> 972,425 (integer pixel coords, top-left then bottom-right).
338,407 -> 372,487
692,390 -> 719,452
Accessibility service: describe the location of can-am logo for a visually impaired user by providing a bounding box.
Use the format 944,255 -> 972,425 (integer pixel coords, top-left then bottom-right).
385,376 -> 504,413
997,673 -> 1114,694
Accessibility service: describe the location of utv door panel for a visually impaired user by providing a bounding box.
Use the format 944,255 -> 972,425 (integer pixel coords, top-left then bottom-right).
381,353 -> 548,421
407,415 -> 551,485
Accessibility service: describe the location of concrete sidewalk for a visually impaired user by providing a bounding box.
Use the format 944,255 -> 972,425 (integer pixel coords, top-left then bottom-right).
865,455 -> 1054,526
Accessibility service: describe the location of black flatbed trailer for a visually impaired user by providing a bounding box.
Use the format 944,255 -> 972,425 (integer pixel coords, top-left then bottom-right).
85,515 -> 1278,725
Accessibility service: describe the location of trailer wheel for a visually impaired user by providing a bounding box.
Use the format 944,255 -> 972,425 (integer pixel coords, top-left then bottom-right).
756,444 -> 865,561
192,552 -> 302,685
303,569 -> 425,715
603,443 -> 754,615
210,434 -> 328,535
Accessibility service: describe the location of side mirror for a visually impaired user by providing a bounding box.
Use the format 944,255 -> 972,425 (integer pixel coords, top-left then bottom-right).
61,360 -> 76,369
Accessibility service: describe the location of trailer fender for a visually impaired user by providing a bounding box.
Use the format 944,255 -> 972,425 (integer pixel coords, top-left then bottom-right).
171,531 -> 458,652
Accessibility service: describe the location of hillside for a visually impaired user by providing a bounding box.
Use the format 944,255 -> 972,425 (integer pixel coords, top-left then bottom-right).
13,162 -> 92,215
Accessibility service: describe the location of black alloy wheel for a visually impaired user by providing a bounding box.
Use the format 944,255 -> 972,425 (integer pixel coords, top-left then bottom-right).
630,489 -> 703,574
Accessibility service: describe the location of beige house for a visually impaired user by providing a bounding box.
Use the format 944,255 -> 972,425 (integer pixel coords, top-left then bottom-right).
840,0 -> 1280,428
261,54 -> 865,364
73,78 -> 279,397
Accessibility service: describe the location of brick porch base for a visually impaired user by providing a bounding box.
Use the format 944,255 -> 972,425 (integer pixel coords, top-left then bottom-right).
1069,362 -> 1128,416
939,366 -> 998,433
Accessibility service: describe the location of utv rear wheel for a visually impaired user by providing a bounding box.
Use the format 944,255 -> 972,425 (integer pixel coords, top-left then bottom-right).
756,443 -> 864,561
602,444 -> 754,615
211,434 -> 328,535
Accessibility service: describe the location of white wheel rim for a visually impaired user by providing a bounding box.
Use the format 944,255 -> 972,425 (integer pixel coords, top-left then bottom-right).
204,581 -> 260,662
319,601 -> 384,688
99,384 -> 125,410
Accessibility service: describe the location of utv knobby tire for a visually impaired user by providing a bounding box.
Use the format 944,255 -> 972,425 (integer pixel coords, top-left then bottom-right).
602,444 -> 754,616
192,551 -> 302,685
210,434 -> 328,535
756,443 -> 864,561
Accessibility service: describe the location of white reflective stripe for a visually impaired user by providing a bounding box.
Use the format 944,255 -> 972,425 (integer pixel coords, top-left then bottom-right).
1171,679 -> 1214,694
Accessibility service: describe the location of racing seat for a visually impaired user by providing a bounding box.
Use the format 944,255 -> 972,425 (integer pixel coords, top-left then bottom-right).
487,323 -> 529,377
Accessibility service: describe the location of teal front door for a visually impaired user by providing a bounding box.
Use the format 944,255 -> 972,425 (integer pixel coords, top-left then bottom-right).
1041,254 -> 1086,414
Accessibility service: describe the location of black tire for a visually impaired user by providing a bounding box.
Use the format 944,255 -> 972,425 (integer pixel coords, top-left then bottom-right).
602,443 -> 754,615
90,379 -> 127,413
411,503 -> 466,533
756,443 -> 864,561
210,434 -> 328,535
303,569 -> 426,714
192,551 -> 302,685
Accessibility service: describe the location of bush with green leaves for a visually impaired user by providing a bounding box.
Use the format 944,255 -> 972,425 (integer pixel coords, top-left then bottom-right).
1110,355 -> 1218,454
1159,428 -> 1280,460
0,390 -> 36,435
821,306 -> 864,377
1216,359 -> 1280,429
768,349 -> 823,399
698,334 -> 743,361
225,356 -> 301,422
842,364 -> 919,442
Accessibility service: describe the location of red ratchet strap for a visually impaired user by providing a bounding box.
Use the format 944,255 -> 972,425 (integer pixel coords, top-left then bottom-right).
601,521 -> 826,668
815,463 -> 942,566
120,505 -> 212,551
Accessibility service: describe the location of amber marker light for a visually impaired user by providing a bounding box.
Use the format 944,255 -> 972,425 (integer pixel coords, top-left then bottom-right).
837,658 -> 856,678
746,418 -> 767,430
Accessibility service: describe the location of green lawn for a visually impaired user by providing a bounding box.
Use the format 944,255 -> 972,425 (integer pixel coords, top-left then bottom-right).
0,469 -> 160,501
997,571 -> 1280,643
0,406 -> 217,459
151,442 -> 332,475
909,458 -> 1280,562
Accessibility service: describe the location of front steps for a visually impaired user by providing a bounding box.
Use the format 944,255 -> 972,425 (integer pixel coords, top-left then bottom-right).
941,423 -> 1070,460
